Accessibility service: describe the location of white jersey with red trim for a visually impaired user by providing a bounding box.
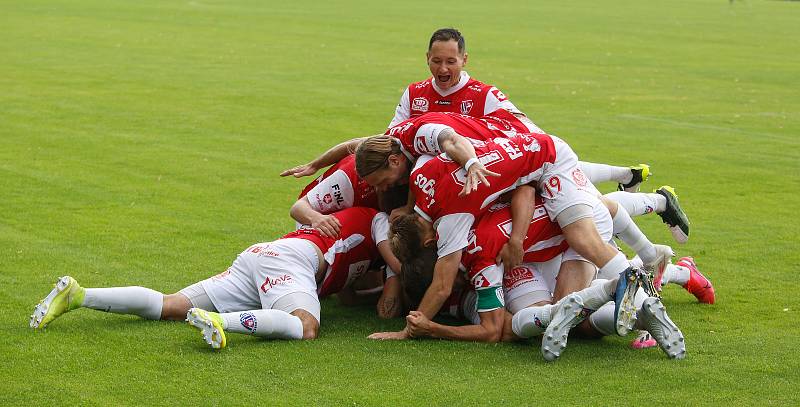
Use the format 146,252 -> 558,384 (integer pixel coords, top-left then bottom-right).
386,110 -> 539,160
298,154 -> 378,214
460,200 -> 567,288
410,134 -> 557,258
389,72 -> 526,127
281,207 -> 389,298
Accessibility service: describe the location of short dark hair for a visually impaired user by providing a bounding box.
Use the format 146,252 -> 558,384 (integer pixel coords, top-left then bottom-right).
400,248 -> 438,309
428,28 -> 465,54
389,214 -> 425,264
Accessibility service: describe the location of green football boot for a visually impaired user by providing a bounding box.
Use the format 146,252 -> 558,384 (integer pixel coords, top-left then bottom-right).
186,308 -> 227,349
30,276 -> 85,329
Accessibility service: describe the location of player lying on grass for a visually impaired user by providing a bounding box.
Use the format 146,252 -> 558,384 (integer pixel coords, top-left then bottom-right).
388,27 -> 651,193
30,207 -> 404,348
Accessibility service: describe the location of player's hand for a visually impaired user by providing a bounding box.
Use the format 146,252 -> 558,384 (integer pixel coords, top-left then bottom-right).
496,239 -> 524,272
312,214 -> 342,238
460,162 -> 500,196
368,328 -> 410,340
406,311 -> 432,337
280,163 -> 319,178
389,206 -> 411,223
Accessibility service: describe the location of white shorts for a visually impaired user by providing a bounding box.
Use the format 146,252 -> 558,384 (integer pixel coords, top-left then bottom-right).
538,136 -> 603,220
199,238 -> 321,320
561,199 -> 614,265
503,262 -> 555,314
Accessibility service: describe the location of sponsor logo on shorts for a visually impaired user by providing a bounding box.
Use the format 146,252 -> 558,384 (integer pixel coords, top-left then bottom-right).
460,100 -> 474,115
503,266 -> 534,290
572,168 -> 588,187
240,312 -> 257,333
412,97 -> 429,112
260,274 -> 293,293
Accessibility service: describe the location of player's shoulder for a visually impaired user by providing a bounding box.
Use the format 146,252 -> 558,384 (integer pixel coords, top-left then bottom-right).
408,77 -> 434,91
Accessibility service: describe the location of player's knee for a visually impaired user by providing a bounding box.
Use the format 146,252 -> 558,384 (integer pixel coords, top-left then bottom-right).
161,293 -> 192,321
291,309 -> 320,340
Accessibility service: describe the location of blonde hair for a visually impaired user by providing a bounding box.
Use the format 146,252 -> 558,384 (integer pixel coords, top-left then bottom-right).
355,135 -> 402,178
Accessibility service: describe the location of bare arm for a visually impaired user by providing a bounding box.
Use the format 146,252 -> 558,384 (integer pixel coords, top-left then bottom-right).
289,197 -> 341,238
280,137 -> 369,178
497,185 -> 536,271
376,275 -> 403,319
406,308 -> 507,343
414,250 -> 462,319
437,128 -> 500,195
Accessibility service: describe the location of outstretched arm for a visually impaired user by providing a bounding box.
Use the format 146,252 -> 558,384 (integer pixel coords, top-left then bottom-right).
280,137 -> 369,178
406,308 -> 507,343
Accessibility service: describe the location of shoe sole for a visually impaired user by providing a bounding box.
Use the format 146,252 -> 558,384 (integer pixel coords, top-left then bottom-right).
541,294 -> 584,362
650,245 -> 675,292
641,298 -> 686,360
186,309 -> 225,349
615,271 -> 639,336
656,186 -> 690,244
30,276 -> 73,329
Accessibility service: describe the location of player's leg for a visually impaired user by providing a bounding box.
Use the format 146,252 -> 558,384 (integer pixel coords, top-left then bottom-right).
657,257 -> 715,303
187,291 -> 319,349
601,196 -> 674,280
578,161 -> 650,192
583,294 -> 685,359
30,276 -> 167,329
604,187 -> 691,244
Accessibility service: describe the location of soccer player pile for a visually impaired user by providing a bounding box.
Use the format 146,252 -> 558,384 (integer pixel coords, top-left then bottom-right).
30,28 -> 714,361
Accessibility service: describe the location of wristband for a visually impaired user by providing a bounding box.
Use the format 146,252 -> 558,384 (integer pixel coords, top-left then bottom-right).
464,157 -> 478,171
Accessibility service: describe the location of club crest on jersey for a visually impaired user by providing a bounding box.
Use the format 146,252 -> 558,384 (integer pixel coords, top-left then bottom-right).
460,100 -> 474,115
572,168 -> 588,187
412,97 -> 429,112
240,312 -> 257,333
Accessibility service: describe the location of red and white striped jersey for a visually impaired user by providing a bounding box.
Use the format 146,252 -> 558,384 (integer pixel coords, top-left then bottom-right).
298,155 -> 379,214
410,134 -> 557,258
460,200 -> 567,286
282,207 -> 389,298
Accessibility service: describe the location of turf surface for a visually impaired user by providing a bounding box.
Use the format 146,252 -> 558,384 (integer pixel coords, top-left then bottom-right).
1,0 -> 799,405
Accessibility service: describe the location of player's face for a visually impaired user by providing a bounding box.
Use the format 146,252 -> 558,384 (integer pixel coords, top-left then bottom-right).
362,154 -> 409,192
427,40 -> 467,91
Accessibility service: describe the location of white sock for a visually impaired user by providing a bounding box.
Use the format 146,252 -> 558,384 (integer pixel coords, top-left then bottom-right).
579,162 -> 632,184
597,252 -> 630,280
604,191 -> 666,217
220,309 -> 304,340
660,264 -> 691,286
511,304 -> 553,338
588,302 -> 616,336
575,279 -> 616,310
629,255 -> 644,269
612,209 -> 657,263
82,287 -> 164,320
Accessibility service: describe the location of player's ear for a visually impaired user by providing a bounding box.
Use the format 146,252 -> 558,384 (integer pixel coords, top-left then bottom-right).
463,52 -> 468,65
423,236 -> 437,248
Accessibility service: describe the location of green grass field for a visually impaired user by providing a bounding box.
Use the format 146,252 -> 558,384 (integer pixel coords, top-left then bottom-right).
2,0 -> 799,404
